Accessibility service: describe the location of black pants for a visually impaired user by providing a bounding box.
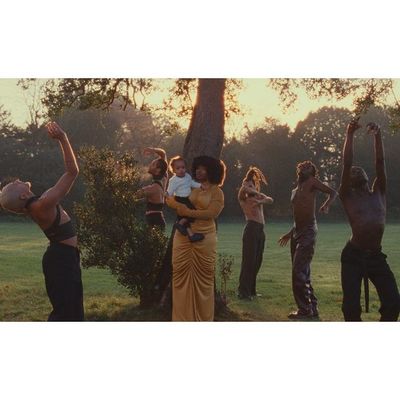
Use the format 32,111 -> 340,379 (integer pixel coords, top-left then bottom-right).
341,242 -> 400,321
154,223 -> 176,294
175,196 -> 196,224
290,223 -> 318,314
145,212 -> 166,230
42,242 -> 84,321
238,221 -> 265,297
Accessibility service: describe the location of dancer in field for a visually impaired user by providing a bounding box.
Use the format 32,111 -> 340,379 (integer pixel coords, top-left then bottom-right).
278,161 -> 337,320
0,122 -> 84,321
141,147 -> 168,230
237,167 -> 273,300
338,120 -> 400,321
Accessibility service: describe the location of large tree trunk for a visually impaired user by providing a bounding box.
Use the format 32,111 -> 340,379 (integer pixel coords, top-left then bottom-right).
183,78 -> 226,167
182,79 -> 227,317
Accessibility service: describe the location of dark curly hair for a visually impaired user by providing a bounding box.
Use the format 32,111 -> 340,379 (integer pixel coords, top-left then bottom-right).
296,160 -> 318,179
191,156 -> 226,186
153,158 -> 168,179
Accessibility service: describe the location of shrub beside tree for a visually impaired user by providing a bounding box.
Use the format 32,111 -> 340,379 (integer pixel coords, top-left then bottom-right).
75,147 -> 168,307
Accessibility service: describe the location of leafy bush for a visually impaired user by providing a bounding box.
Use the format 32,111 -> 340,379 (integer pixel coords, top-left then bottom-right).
75,146 -> 168,306
217,253 -> 234,305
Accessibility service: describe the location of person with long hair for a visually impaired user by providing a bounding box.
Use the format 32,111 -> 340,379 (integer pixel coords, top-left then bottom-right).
278,160 -> 337,320
140,147 -> 168,230
237,167 -> 273,300
166,156 -> 225,321
0,122 -> 84,321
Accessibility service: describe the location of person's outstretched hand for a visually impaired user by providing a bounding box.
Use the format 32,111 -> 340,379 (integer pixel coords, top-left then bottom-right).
346,119 -> 361,135
278,231 -> 291,247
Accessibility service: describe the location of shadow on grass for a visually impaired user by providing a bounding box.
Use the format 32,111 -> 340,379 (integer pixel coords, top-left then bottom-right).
85,302 -> 249,322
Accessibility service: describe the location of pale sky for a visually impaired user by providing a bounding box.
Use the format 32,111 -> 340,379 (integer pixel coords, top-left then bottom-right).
0,78 -> 398,137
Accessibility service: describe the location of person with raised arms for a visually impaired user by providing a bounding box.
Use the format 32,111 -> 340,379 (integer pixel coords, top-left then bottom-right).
0,122 -> 83,321
338,119 -> 400,321
140,147 -> 168,230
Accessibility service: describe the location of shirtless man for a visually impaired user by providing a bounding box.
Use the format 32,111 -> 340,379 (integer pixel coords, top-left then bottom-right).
279,161 -> 337,319
339,120 -> 400,321
0,122 -> 83,321
237,167 -> 273,300
141,147 -> 168,230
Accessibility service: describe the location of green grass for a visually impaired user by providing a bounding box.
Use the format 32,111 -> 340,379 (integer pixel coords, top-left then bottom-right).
1,221 -> 400,321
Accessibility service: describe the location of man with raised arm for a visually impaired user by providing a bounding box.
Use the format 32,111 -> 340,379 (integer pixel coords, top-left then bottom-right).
339,120 -> 400,321
278,161 -> 337,320
0,122 -> 84,321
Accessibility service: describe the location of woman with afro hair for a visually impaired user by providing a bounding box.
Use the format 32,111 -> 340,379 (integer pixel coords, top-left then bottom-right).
166,155 -> 226,321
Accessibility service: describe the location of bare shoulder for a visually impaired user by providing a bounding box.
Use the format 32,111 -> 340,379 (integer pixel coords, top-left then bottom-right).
309,176 -> 323,189
310,176 -> 335,194
298,177 -> 316,194
28,196 -> 57,223
33,189 -> 59,211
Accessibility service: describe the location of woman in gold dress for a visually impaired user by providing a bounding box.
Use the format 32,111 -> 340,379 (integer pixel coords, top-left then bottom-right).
166,156 -> 226,321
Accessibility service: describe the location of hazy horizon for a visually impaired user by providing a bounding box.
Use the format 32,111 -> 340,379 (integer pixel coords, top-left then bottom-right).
1,78 -> 398,137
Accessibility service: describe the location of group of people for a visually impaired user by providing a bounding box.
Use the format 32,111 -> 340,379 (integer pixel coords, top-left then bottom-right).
1,119 -> 399,322
237,119 -> 400,321
139,146 -> 225,321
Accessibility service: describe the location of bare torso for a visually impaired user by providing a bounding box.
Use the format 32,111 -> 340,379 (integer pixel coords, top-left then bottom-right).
144,177 -> 166,215
147,183 -> 165,204
340,189 -> 385,251
240,196 -> 265,225
291,178 -> 317,230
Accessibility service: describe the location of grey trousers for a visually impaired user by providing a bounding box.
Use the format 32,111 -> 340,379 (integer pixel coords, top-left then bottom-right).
290,223 -> 318,314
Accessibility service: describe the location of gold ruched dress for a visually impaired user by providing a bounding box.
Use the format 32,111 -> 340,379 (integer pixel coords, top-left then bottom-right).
166,185 -> 224,321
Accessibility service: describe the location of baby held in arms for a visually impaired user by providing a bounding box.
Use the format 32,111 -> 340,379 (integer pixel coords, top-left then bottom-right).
166,156 -> 205,242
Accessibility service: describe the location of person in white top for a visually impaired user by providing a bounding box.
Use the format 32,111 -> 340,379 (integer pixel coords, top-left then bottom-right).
166,156 -> 205,242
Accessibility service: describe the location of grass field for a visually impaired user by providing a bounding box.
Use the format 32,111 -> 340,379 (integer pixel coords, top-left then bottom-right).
1,220 -> 400,322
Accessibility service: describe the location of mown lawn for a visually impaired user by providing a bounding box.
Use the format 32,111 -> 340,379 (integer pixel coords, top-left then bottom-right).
1,220 -> 400,321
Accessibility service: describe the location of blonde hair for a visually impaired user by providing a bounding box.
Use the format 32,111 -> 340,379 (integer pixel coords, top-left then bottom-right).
0,182 -> 27,214
242,166 -> 267,192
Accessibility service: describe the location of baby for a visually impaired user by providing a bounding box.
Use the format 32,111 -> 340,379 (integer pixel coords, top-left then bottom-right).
166,156 -> 204,242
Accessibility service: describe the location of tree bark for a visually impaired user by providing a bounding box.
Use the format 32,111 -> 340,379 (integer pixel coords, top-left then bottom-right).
183,78 -> 226,167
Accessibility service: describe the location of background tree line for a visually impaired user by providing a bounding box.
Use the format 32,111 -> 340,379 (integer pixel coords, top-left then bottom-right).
1,102 -> 399,219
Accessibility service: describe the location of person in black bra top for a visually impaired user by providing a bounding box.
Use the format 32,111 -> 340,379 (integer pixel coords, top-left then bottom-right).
0,121 -> 84,321
140,147 -> 168,230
